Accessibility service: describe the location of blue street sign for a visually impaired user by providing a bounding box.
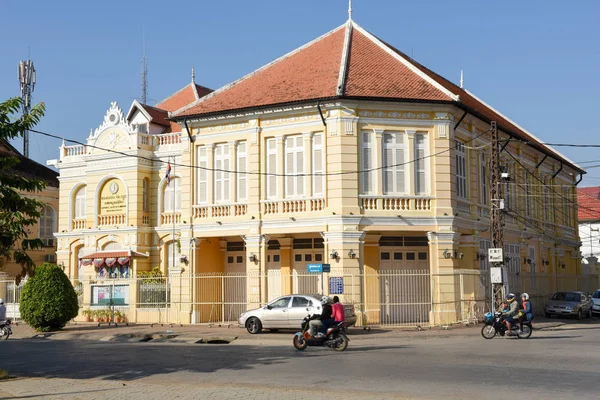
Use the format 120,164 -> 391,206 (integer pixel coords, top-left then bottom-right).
307,263 -> 323,273
329,277 -> 344,294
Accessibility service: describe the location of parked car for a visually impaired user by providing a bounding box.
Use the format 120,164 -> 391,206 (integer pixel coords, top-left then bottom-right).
238,294 -> 357,334
544,291 -> 593,319
591,290 -> 600,316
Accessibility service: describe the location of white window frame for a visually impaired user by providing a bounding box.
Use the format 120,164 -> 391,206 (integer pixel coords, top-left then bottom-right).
285,135 -> 304,198
164,178 -> 181,212
167,241 -> 181,269
414,133 -> 427,195
455,141 -> 467,199
266,138 -> 277,199
237,141 -> 247,202
74,187 -> 86,219
383,132 -> 406,195
39,205 -> 56,246
360,132 -> 373,194
312,133 -> 324,197
214,143 -> 230,203
524,172 -> 532,218
197,146 -> 208,204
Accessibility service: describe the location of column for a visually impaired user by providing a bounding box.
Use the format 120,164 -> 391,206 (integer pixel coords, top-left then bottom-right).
228,140 -> 237,204
243,234 -> 267,308
279,237 -> 294,295
303,132 -> 313,199
427,231 -> 461,326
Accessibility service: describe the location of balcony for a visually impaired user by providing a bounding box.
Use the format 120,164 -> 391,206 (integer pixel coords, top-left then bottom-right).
98,214 -> 126,226
193,204 -> 248,219
360,196 -> 432,212
161,212 -> 181,225
261,197 -> 325,215
72,218 -> 86,231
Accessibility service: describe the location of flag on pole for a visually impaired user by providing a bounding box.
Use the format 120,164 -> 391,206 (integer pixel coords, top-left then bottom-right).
165,161 -> 172,185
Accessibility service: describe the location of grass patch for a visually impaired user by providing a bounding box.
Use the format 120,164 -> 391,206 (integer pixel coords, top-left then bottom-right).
0,369 -> 12,380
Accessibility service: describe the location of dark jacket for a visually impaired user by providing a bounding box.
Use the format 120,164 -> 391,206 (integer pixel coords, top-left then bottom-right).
319,304 -> 333,321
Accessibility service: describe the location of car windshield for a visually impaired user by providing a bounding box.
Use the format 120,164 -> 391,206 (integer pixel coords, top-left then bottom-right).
593,291 -> 600,299
269,297 -> 290,308
552,292 -> 580,302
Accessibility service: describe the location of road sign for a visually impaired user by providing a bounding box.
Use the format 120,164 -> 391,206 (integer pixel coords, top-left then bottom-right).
307,264 -> 323,273
322,263 -> 331,273
490,267 -> 503,284
329,277 -> 344,294
488,248 -> 503,263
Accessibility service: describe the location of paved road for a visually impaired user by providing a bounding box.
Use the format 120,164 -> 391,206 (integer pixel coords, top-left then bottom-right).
0,325 -> 598,399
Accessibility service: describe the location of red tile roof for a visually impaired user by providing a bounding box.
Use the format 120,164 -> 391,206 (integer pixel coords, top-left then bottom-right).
140,104 -> 170,127
0,139 -> 59,187
157,83 -> 213,113
80,250 -> 149,260
174,21 -> 582,172
578,187 -> 600,222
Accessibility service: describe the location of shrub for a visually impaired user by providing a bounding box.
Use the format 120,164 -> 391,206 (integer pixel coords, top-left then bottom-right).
20,263 -> 79,331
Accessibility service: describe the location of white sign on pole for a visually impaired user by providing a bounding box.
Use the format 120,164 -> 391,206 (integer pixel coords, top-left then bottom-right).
490,267 -> 503,284
488,248 -> 503,263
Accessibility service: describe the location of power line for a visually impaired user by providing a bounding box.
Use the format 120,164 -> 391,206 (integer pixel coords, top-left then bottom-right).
30,127 -> 490,178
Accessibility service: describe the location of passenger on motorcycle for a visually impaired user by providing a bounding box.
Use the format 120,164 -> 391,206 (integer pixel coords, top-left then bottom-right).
517,293 -> 533,331
501,293 -> 519,335
0,299 -> 6,323
309,296 -> 333,338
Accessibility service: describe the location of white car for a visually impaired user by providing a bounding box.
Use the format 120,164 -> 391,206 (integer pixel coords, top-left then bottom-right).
238,294 -> 357,334
592,290 -> 600,316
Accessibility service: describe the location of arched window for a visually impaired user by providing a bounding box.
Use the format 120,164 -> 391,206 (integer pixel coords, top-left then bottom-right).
74,187 -> 86,219
39,205 -> 56,246
163,178 -> 181,212
166,241 -> 181,269
103,242 -> 122,250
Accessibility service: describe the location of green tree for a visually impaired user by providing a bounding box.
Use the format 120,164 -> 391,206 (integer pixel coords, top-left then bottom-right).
0,97 -> 47,283
20,263 -> 79,331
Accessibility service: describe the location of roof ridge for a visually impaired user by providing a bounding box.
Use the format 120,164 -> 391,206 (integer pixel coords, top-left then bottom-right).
463,88 -> 582,171
351,22 -> 459,101
156,83 -> 194,108
336,20 -> 353,96
173,23 -> 348,118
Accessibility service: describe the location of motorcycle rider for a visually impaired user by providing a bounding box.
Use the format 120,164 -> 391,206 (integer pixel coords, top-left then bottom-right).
308,296 -> 333,338
501,293 -> 519,335
0,299 -> 6,323
517,293 -> 533,331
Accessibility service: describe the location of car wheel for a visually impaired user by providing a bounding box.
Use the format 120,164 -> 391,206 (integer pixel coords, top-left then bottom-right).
246,317 -> 262,334
587,308 -> 592,319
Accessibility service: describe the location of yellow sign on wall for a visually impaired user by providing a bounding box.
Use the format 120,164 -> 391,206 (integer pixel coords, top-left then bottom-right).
100,179 -> 126,215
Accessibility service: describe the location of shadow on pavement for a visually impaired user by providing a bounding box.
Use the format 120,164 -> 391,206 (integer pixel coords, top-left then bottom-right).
0,387 -> 120,400
527,335 -> 582,340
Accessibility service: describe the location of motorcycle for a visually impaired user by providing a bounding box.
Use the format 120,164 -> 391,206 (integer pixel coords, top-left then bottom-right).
481,311 -> 533,339
0,319 -> 12,340
293,315 -> 349,351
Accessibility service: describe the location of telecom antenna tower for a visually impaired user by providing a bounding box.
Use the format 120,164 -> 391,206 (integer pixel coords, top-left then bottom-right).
141,31 -> 148,104
18,59 -> 36,157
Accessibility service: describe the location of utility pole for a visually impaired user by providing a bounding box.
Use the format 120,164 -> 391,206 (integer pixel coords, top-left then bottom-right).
489,121 -> 506,311
18,59 -> 36,158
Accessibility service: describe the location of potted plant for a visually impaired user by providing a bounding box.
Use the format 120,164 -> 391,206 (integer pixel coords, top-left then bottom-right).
114,310 -> 122,323
82,309 -> 92,322
92,310 -> 100,323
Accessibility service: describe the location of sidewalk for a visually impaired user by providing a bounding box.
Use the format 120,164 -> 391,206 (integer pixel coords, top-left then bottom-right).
7,317 -> 574,345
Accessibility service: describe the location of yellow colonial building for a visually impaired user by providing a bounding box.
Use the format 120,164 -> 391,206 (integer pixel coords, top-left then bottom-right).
53,18 -> 590,326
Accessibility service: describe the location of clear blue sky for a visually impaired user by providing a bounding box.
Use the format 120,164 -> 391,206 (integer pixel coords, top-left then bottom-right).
1,0 -> 599,185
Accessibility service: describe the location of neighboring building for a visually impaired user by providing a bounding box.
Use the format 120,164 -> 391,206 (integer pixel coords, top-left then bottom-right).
0,139 -> 59,278
53,18 -> 588,325
577,187 -> 600,274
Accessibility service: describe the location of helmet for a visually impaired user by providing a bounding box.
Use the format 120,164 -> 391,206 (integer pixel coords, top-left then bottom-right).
0,298 -> 3,304
320,295 -> 331,305
506,293 -> 515,302
521,293 -> 529,300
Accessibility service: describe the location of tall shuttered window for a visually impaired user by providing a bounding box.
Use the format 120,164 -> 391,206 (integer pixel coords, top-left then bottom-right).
285,136 -> 304,198
312,133 -> 324,196
164,178 -> 181,212
415,133 -> 427,195
480,153 -> 488,205
75,187 -> 86,219
237,141 -> 247,202
197,146 -> 207,204
39,205 -> 56,246
383,132 -> 406,195
214,143 -> 230,203
266,138 -> 277,199
455,141 -> 467,199
361,132 -> 373,194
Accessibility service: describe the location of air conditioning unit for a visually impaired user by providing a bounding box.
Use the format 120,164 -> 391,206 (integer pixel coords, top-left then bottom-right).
45,254 -> 57,263
43,238 -> 55,247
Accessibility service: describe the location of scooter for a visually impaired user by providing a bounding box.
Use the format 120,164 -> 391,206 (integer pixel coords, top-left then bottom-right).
293,314 -> 349,351
481,312 -> 533,339
0,319 -> 13,340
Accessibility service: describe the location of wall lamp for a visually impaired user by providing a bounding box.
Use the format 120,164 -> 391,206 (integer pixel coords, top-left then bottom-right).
560,262 -> 566,269
330,250 -> 338,260
476,252 -> 486,261
348,249 -> 357,259
523,258 -> 532,265
179,255 -> 189,265
443,249 -> 452,259
249,253 -> 258,263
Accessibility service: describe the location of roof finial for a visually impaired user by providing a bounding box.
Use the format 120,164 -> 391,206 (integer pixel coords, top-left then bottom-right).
348,0 -> 353,20
191,65 -> 195,84
460,70 -> 464,88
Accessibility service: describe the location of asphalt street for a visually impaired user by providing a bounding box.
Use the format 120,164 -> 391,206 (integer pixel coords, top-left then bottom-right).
0,324 -> 598,399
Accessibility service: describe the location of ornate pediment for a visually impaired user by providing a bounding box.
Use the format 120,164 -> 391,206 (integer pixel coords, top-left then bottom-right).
90,102 -> 134,139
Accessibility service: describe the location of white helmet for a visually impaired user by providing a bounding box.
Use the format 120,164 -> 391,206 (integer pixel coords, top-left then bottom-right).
0,298 -> 3,304
320,295 -> 331,305
521,293 -> 529,300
